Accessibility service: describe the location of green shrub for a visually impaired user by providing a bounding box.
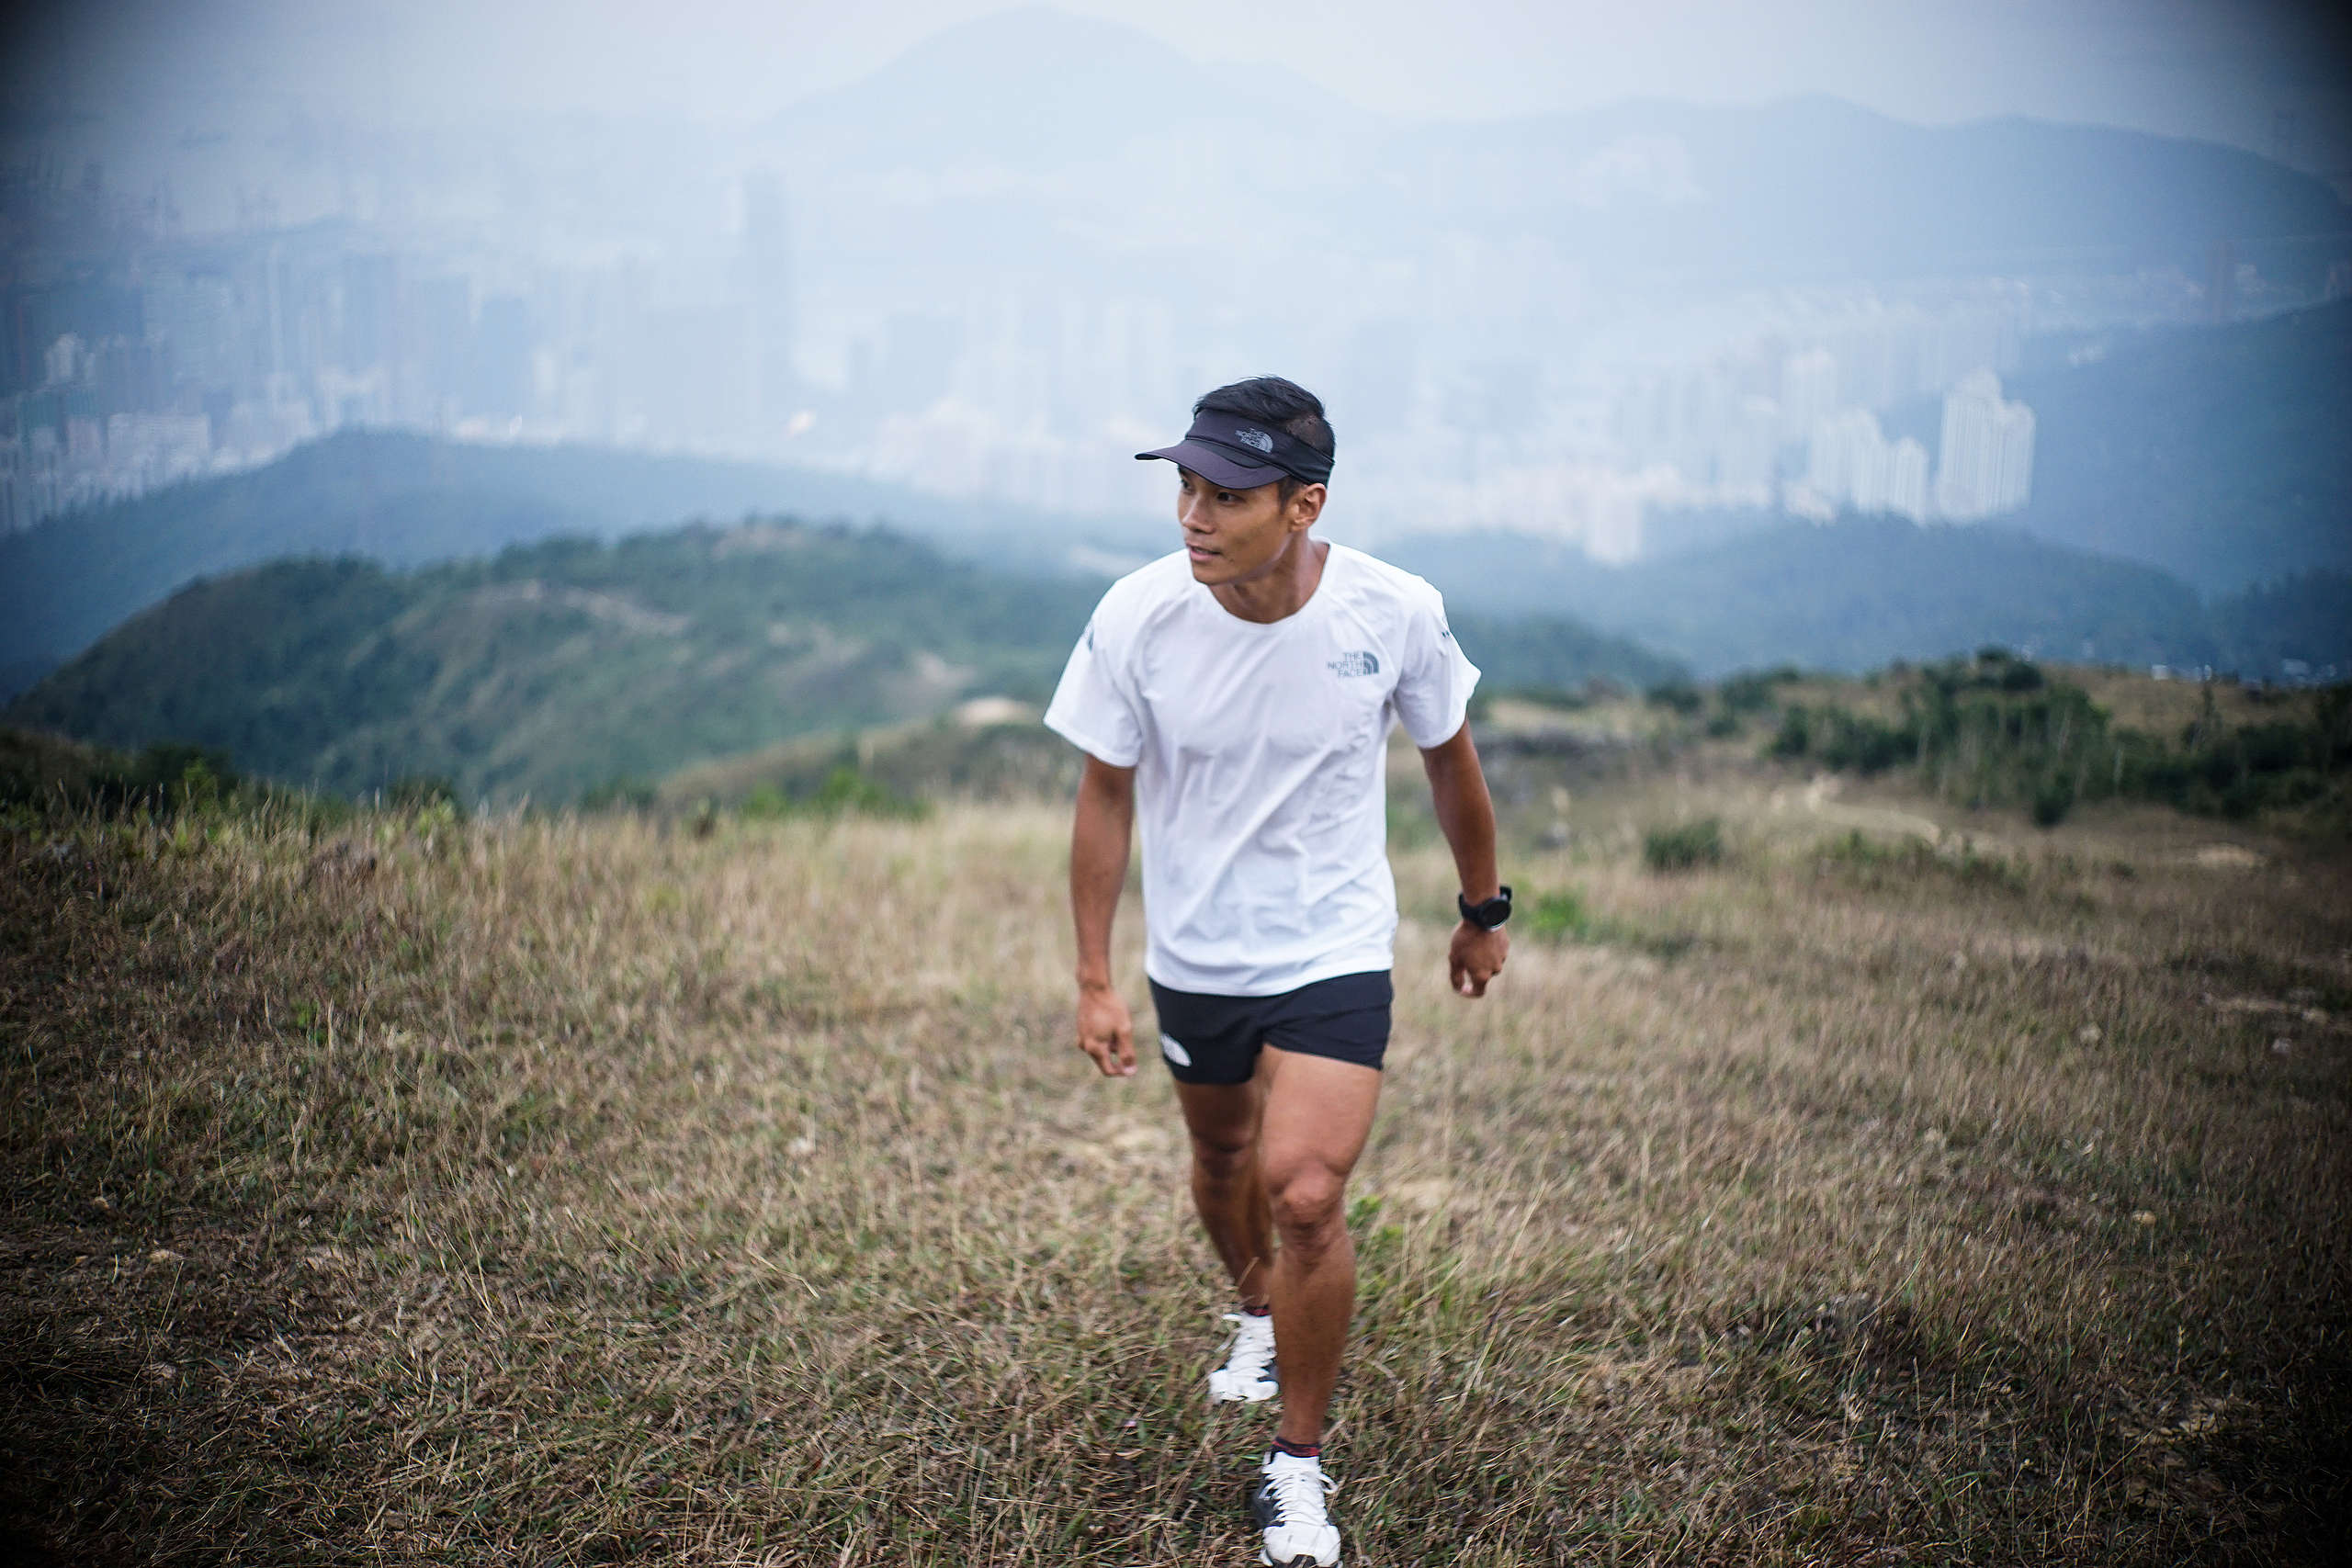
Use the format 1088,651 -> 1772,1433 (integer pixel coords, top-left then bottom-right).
2031,776 -> 2075,828
1522,888 -> 1595,942
1815,710 -> 1910,773
1644,818 -> 1724,872
0,727 -> 348,828
740,784 -> 793,820
807,764 -> 924,819
741,765 -> 925,822
1645,681 -> 1704,716
1718,669 -> 1797,715
1765,668 -> 2349,833
1768,705 -> 1813,760
388,774 -> 464,817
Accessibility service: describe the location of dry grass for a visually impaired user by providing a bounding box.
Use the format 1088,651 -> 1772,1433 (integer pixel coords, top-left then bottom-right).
3,782 -> 2347,1564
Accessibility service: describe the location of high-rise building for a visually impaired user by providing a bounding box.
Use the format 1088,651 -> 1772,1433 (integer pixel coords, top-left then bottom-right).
469,295 -> 534,420
1715,393 -> 1781,492
340,254 -> 397,373
1779,348 -> 1838,444
141,268 -> 241,392
1804,407 -> 1873,503
1805,408 -> 1933,523
1886,437 -> 1930,522
401,274 -> 472,422
741,169 -> 795,428
1934,369 -> 2035,520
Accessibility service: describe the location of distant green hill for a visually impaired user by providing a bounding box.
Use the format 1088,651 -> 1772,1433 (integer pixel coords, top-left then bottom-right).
0,429 -> 1159,698
1390,519 -> 2350,679
4,521 -> 1682,804
1995,302 -> 2351,595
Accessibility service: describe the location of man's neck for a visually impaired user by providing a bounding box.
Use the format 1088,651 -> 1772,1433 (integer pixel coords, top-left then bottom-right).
1211,536 -> 1329,625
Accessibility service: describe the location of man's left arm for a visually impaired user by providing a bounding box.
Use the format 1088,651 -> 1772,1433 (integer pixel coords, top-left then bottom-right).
1419,722 -> 1508,998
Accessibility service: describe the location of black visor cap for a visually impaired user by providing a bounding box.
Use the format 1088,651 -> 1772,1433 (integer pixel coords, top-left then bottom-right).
1136,412 -> 1333,490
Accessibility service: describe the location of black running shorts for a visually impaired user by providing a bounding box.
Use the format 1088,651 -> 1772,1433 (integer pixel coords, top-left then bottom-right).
1146,971 -> 1393,1085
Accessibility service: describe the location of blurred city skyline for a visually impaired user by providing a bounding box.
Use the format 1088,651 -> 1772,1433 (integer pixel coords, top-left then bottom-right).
3,2 -> 2347,563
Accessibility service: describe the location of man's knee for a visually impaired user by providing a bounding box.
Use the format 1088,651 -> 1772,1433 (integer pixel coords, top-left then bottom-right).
1267,1163 -> 1347,1252
1190,1126 -> 1256,1186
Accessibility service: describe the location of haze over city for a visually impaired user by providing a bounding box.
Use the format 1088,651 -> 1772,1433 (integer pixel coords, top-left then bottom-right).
3,1 -> 2347,601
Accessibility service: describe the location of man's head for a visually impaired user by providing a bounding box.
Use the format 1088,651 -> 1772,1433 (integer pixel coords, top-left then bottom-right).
1137,377 -> 1336,588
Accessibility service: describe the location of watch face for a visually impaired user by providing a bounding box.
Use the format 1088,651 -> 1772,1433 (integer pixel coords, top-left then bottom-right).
1462,889 -> 1511,928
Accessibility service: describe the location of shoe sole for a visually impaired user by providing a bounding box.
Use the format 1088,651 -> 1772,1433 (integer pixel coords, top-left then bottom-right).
1249,1483 -> 1339,1568
1209,1356 -> 1279,1404
1207,1380 -> 1279,1404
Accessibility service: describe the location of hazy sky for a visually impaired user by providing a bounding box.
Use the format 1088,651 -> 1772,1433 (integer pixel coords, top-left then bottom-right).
10,0 -> 2351,170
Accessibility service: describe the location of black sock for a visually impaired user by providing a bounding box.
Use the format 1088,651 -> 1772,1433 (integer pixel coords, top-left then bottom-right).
1271,1437 -> 1320,1461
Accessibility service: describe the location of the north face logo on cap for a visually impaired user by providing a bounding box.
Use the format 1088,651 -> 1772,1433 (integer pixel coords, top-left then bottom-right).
1233,426 -> 1274,455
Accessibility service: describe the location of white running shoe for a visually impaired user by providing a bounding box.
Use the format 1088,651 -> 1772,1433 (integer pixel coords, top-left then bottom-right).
1207,1310 -> 1278,1404
1250,1449 -> 1340,1567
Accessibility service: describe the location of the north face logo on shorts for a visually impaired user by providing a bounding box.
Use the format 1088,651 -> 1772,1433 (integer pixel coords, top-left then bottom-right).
1159,1034 -> 1193,1067
1328,650 -> 1379,678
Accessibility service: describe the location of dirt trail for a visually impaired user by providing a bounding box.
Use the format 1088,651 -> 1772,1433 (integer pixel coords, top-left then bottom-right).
1768,773 -> 1949,843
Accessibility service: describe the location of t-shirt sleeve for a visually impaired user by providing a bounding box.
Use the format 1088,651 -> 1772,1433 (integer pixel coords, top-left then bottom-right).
1043,607 -> 1145,767
1390,589 -> 1482,750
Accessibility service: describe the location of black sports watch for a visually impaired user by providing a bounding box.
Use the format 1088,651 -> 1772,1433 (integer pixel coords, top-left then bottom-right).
1457,885 -> 1513,931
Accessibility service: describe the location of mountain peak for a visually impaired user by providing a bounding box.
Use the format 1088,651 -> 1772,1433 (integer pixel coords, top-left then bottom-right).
764,5 -> 1373,162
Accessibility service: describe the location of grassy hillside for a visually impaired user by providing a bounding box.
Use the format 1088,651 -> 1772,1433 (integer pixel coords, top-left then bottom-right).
4,763 -> 2345,1562
3,523 -> 1095,805
0,429 -> 1159,694
3,521 -> 1684,805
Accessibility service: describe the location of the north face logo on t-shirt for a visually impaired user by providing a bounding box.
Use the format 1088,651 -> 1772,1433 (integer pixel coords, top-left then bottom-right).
1328,650 -> 1380,678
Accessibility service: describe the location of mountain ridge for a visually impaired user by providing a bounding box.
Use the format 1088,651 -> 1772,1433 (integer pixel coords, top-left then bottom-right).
759,7 -> 2348,292
1389,518 -> 2348,680
0,430 -> 1159,694
3,519 -> 1680,803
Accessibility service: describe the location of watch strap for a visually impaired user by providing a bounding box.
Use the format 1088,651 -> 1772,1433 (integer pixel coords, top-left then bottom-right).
1457,885 -> 1512,930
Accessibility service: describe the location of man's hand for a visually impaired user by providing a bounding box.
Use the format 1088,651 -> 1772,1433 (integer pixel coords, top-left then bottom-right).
1448,920 -> 1509,998
1077,981 -> 1137,1077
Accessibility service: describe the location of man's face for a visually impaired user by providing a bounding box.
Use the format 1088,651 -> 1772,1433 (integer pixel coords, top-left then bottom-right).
1175,467 -> 1324,587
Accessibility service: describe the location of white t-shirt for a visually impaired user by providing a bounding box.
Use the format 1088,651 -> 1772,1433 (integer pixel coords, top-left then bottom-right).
1044,541 -> 1480,997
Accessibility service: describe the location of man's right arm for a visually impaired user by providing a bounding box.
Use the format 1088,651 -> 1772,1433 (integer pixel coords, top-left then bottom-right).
1070,753 -> 1138,1077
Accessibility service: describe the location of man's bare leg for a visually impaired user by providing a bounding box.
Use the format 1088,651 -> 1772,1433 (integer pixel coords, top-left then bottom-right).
1174,1077 -> 1273,1308
1255,1048 -> 1382,1448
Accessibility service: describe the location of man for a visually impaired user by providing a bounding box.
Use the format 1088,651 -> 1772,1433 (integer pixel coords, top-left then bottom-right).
1043,377 -> 1510,1567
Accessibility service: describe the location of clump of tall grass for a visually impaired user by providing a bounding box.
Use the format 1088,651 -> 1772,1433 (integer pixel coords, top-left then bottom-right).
1811,828 -> 2030,895
742,762 -> 927,821
1643,816 -> 1724,871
